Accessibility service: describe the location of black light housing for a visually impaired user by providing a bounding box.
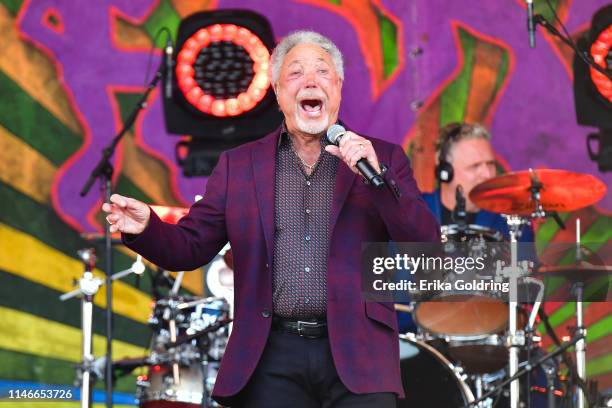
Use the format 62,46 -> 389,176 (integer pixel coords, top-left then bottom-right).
573,4 -> 612,171
163,10 -> 282,176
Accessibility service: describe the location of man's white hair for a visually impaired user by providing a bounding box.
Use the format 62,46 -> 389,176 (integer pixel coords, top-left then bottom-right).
270,30 -> 344,84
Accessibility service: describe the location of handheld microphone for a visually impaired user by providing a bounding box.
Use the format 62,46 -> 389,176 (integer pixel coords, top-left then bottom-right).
526,0 -> 536,48
326,124 -> 385,188
164,36 -> 173,99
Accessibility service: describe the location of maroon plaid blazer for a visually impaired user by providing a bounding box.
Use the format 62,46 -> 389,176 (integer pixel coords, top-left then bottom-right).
124,126 -> 439,402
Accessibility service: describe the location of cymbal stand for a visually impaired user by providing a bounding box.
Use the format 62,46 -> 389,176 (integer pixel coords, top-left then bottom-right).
59,249 -> 101,408
60,253 -> 146,408
163,271 -> 185,386
574,218 -> 587,408
498,215 -> 530,408
528,169 -> 565,230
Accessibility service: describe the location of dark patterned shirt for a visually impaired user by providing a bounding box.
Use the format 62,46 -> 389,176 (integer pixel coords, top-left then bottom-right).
272,127 -> 338,319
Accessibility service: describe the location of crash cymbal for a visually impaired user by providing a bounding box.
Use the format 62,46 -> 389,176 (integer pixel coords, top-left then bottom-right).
469,169 -> 607,216
150,205 -> 189,224
535,262 -> 612,281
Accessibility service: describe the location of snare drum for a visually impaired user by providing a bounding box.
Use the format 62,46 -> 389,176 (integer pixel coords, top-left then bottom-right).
398,334 -> 474,407
414,224 -> 509,337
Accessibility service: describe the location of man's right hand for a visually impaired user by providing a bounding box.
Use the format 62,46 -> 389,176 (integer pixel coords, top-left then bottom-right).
102,194 -> 151,234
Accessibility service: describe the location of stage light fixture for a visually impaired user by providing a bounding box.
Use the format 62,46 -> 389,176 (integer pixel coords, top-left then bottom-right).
163,10 -> 282,176
573,4 -> 612,172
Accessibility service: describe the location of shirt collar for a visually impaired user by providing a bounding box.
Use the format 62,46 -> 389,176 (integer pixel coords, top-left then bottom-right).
278,121 -> 336,148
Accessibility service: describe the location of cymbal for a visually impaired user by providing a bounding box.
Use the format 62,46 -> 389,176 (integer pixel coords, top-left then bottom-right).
535,262 -> 612,281
469,169 -> 607,215
150,205 -> 189,224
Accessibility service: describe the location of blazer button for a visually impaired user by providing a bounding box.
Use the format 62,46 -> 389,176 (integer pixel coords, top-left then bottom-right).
261,309 -> 271,318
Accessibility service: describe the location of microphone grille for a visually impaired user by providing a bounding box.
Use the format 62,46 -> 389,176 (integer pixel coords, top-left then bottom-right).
326,124 -> 346,144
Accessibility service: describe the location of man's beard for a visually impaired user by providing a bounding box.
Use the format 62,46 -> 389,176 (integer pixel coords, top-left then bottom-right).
295,113 -> 329,135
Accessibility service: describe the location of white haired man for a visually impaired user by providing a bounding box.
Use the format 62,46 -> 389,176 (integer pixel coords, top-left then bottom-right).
104,30 -> 439,407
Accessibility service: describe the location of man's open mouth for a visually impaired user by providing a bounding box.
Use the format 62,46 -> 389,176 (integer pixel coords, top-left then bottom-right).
299,98 -> 323,116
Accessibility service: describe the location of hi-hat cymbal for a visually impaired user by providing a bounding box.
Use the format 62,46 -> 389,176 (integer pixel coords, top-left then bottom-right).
469,169 -> 607,216
150,205 -> 189,224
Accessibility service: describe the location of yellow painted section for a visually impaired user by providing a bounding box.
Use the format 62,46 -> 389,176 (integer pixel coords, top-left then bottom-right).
0,6 -> 81,135
0,306 -> 145,363
0,224 -> 151,324
0,125 -> 55,204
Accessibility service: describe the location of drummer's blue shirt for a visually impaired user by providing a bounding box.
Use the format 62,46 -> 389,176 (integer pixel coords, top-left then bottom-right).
396,189 -> 535,333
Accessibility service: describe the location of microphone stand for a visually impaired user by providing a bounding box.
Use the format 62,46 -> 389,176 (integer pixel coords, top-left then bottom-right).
533,14 -> 612,80
79,64 -> 163,408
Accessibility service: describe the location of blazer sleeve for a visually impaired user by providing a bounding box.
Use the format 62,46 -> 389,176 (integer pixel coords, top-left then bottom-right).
122,152 -> 229,271
371,144 -> 440,243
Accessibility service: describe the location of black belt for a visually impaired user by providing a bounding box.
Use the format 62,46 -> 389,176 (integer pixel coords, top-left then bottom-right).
272,316 -> 327,338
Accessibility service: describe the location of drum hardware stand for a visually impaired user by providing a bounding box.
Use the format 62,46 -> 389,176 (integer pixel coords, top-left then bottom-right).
60,252 -> 145,408
497,214 -> 530,408
573,218 -> 587,408
162,270 -> 186,386
527,169 -> 565,230
79,56 -> 163,408
520,277 -> 544,408
464,333 -> 584,408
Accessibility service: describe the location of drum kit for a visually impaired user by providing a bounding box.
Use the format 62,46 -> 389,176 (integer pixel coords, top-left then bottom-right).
63,206 -> 234,408
397,168 -> 610,408
62,168 -> 608,408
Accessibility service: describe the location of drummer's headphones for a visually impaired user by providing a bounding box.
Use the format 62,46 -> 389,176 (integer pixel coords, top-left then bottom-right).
435,123 -> 463,183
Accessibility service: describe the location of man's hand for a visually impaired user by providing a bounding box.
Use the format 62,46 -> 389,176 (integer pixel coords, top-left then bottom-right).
101,194 -> 151,234
324,131 -> 381,175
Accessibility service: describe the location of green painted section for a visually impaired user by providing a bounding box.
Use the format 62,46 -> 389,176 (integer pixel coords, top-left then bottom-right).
586,313 -> 612,344
379,12 -> 399,79
0,70 -> 82,166
587,350 -> 612,377
493,51 -> 509,96
534,0 -> 562,27
0,349 -> 139,393
114,175 -> 154,205
0,0 -> 23,16
0,270 -> 151,347
0,182 -> 154,295
142,0 -> 181,48
439,28 -> 474,125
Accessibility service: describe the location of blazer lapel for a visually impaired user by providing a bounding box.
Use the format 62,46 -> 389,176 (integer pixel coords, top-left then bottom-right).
252,131 -> 279,265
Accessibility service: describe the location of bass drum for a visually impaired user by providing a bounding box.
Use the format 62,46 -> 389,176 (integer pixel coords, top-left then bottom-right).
398,334 -> 474,407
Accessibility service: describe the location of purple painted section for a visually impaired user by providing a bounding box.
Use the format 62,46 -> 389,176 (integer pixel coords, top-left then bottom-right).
18,0 -> 611,231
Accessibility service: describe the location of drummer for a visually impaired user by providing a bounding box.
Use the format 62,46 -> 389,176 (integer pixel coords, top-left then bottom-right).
397,123 -> 534,333
425,122 -> 534,238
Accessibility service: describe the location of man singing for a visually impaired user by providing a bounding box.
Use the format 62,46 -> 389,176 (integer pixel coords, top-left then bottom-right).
103,30 -> 439,407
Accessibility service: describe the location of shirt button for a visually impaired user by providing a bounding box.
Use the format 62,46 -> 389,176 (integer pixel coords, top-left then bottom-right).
306,181 -> 311,186
261,309 -> 271,318
304,298 -> 310,304
305,235 -> 311,241
305,209 -> 311,214
305,267 -> 311,272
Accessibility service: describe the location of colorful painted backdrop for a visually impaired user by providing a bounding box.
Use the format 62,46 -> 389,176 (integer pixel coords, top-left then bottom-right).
0,0 -> 610,405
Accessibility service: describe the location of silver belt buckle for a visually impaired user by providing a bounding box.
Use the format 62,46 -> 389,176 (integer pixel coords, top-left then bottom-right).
296,320 -> 318,336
